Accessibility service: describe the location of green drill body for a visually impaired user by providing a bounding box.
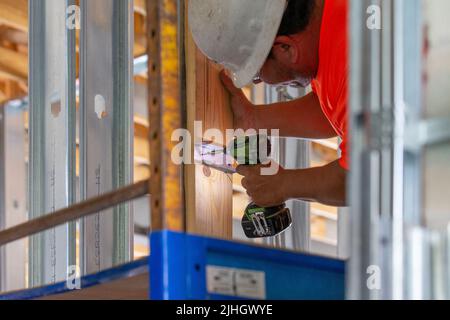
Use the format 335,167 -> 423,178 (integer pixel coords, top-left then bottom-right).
229,135 -> 292,238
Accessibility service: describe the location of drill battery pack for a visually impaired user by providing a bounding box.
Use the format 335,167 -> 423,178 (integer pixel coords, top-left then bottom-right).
241,203 -> 293,238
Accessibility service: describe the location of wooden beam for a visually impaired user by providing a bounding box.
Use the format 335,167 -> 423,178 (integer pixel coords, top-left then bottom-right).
0,88 -> 6,103
0,26 -> 28,45
0,46 -> 28,83
0,79 -> 27,103
40,272 -> 149,300
0,180 -> 149,247
134,13 -> 147,57
147,0 -> 185,232
0,0 -> 28,32
185,1 -> 234,239
134,0 -> 147,16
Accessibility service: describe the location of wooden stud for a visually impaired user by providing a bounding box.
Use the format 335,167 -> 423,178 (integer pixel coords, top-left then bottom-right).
147,0 -> 185,232
185,1 -> 233,239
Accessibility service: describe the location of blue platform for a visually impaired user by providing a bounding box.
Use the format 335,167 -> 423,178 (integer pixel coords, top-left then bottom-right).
150,231 -> 346,300
0,258 -> 148,300
0,231 -> 345,300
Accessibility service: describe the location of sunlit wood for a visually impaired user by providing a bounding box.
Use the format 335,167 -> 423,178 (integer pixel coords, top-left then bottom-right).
185,0 -> 234,238
0,46 -> 27,83
0,0 -> 28,32
134,0 -> 147,16
0,88 -> 6,103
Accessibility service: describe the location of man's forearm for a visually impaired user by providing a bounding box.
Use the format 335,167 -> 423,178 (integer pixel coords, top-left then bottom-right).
283,160 -> 347,206
253,92 -> 337,139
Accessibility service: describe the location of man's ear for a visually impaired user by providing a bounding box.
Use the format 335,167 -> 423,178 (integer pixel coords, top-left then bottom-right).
271,35 -> 298,65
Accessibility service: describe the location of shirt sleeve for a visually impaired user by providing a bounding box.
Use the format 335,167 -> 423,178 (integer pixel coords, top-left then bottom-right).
338,138 -> 349,170
337,65 -> 349,171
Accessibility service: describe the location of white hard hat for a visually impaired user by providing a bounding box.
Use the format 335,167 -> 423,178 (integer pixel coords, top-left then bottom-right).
188,0 -> 287,88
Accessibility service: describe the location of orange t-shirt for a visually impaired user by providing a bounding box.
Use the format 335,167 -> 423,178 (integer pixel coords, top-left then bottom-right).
311,0 -> 349,170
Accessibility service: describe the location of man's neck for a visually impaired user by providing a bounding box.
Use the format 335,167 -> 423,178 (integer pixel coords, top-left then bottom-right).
309,0 -> 325,78
287,0 -> 326,83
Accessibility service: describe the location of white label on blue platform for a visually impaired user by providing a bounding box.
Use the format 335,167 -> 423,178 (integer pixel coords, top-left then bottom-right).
206,265 -> 266,299
206,266 -> 235,296
235,269 -> 266,299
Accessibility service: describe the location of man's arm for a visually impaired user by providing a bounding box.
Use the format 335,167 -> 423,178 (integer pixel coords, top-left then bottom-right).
220,71 -> 347,207
220,71 -> 336,139
284,161 -> 347,206
254,92 -> 337,139
238,160 -> 347,207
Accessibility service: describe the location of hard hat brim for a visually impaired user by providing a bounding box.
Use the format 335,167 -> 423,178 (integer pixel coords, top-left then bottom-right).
231,1 -> 287,88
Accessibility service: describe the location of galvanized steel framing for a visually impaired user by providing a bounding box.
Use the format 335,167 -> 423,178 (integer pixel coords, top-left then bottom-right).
0,103 -> 28,292
28,0 -> 77,287
79,0 -> 134,274
348,0 -> 423,299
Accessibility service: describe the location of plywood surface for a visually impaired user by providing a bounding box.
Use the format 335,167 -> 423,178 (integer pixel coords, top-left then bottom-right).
40,272 -> 149,300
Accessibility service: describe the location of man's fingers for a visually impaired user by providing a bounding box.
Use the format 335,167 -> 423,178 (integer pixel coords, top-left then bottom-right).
236,165 -> 250,176
241,177 -> 267,200
247,192 -> 272,207
237,166 -> 269,187
219,70 -> 243,96
236,165 -> 262,176
241,177 -> 249,190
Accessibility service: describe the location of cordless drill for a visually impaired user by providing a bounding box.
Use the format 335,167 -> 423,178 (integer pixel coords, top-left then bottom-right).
229,135 -> 292,238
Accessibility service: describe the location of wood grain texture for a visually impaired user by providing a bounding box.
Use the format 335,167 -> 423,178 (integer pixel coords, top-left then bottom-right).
0,0 -> 28,32
185,2 -> 233,239
147,0 -> 185,232
0,46 -> 28,83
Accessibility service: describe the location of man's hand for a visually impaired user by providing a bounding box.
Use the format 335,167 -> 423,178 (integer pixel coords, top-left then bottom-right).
220,70 -> 257,130
237,163 -> 289,207
237,160 -> 348,207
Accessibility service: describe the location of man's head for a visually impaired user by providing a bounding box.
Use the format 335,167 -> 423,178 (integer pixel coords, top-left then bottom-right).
189,0 -> 323,88
258,0 -> 322,87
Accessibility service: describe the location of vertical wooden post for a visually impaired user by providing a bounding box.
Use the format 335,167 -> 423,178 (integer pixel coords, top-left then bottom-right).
185,2 -> 233,239
147,0 -> 185,232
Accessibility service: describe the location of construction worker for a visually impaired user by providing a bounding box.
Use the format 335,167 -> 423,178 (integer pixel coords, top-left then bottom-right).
189,0 -> 348,207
